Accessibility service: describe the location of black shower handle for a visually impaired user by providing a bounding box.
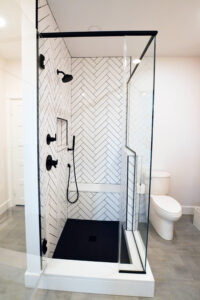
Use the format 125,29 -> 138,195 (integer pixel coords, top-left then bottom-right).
46,155 -> 58,171
46,134 -> 56,145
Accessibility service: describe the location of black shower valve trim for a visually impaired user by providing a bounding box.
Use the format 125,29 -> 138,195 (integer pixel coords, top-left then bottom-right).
46,134 -> 56,145
46,155 -> 58,171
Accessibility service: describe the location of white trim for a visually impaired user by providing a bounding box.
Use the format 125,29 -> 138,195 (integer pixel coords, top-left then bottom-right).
25,259 -> 154,297
22,0 -> 41,275
6,97 -> 13,206
25,271 -> 41,288
69,183 -> 120,193
0,199 -> 12,215
7,97 -> 23,207
182,205 -> 197,215
193,207 -> 200,231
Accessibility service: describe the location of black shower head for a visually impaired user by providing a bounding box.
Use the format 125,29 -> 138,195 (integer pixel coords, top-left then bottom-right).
57,69 -> 73,83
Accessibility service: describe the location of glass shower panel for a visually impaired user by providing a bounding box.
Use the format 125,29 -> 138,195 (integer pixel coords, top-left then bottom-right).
0,0 -> 44,298
38,34 -> 128,266
119,36 -> 156,273
37,28 -> 156,271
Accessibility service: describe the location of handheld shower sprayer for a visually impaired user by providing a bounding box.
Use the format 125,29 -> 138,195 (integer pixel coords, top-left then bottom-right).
66,136 -> 79,204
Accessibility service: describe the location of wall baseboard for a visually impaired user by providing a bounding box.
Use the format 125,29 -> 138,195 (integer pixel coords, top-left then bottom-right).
0,199 -> 12,216
182,205 -> 198,215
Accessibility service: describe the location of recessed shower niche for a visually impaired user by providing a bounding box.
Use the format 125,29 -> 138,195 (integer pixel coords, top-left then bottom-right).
56,118 -> 68,151
36,1 -> 157,296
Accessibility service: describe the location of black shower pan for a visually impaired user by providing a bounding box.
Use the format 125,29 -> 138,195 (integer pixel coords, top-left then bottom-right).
53,219 -> 130,264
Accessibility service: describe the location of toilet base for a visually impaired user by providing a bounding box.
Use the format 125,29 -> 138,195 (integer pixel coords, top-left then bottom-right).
150,209 -> 174,240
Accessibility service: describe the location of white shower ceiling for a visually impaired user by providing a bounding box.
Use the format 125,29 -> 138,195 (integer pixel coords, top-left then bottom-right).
47,0 -> 200,57
64,36 -> 151,58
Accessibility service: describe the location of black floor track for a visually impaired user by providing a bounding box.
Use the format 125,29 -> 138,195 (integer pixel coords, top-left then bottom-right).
53,219 -> 130,263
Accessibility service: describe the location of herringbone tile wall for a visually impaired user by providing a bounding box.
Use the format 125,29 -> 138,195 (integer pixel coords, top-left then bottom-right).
68,192 -> 120,221
71,57 -> 124,184
68,57 -> 128,221
38,0 -> 71,257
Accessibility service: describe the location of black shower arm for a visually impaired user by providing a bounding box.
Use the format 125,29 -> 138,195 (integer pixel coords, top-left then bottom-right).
57,69 -> 65,76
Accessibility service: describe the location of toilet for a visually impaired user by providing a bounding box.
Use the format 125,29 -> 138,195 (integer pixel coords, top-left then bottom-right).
149,171 -> 182,240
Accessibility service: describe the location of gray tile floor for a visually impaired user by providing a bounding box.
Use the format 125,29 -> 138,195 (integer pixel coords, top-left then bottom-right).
0,207 -> 200,299
0,206 -> 26,253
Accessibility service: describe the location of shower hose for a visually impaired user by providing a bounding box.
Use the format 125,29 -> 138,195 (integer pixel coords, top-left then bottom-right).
66,138 -> 79,204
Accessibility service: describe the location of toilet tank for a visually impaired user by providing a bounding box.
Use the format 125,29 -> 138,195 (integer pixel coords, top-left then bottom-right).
150,171 -> 170,195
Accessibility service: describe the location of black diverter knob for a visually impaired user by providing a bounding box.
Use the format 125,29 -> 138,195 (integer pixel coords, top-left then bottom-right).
46,155 -> 58,171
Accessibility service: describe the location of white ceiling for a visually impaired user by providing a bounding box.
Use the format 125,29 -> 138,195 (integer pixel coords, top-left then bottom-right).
0,0 -> 21,60
0,0 -> 199,60
64,36 -> 152,58
48,0 -> 200,57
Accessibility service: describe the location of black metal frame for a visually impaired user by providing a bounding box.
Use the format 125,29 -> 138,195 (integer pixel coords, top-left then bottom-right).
39,30 -> 157,39
36,5 -> 157,274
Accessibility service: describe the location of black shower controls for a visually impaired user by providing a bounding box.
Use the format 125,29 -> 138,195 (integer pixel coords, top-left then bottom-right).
42,238 -> 47,255
46,155 -> 58,171
46,134 -> 56,145
39,54 -> 45,69
66,136 -> 79,204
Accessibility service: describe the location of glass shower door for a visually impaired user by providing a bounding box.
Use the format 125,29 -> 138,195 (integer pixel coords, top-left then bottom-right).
119,36 -> 156,273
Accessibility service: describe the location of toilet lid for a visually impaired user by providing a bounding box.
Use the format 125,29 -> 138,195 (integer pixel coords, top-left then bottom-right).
151,195 -> 181,214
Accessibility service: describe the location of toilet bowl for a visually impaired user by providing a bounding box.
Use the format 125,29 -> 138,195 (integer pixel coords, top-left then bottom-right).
148,171 -> 182,240
150,195 -> 182,240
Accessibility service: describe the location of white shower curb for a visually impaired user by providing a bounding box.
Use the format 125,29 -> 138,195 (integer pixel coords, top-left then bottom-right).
25,258 -> 154,297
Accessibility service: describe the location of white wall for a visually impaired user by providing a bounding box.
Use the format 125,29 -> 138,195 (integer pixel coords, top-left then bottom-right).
5,60 -> 22,99
0,57 -> 7,211
153,57 -> 200,207
0,57 -> 22,213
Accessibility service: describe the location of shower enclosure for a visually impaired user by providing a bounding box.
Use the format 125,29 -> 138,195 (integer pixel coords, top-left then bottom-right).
37,7 -> 156,276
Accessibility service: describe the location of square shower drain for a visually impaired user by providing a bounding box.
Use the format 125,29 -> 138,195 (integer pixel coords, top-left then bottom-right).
88,235 -> 96,242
